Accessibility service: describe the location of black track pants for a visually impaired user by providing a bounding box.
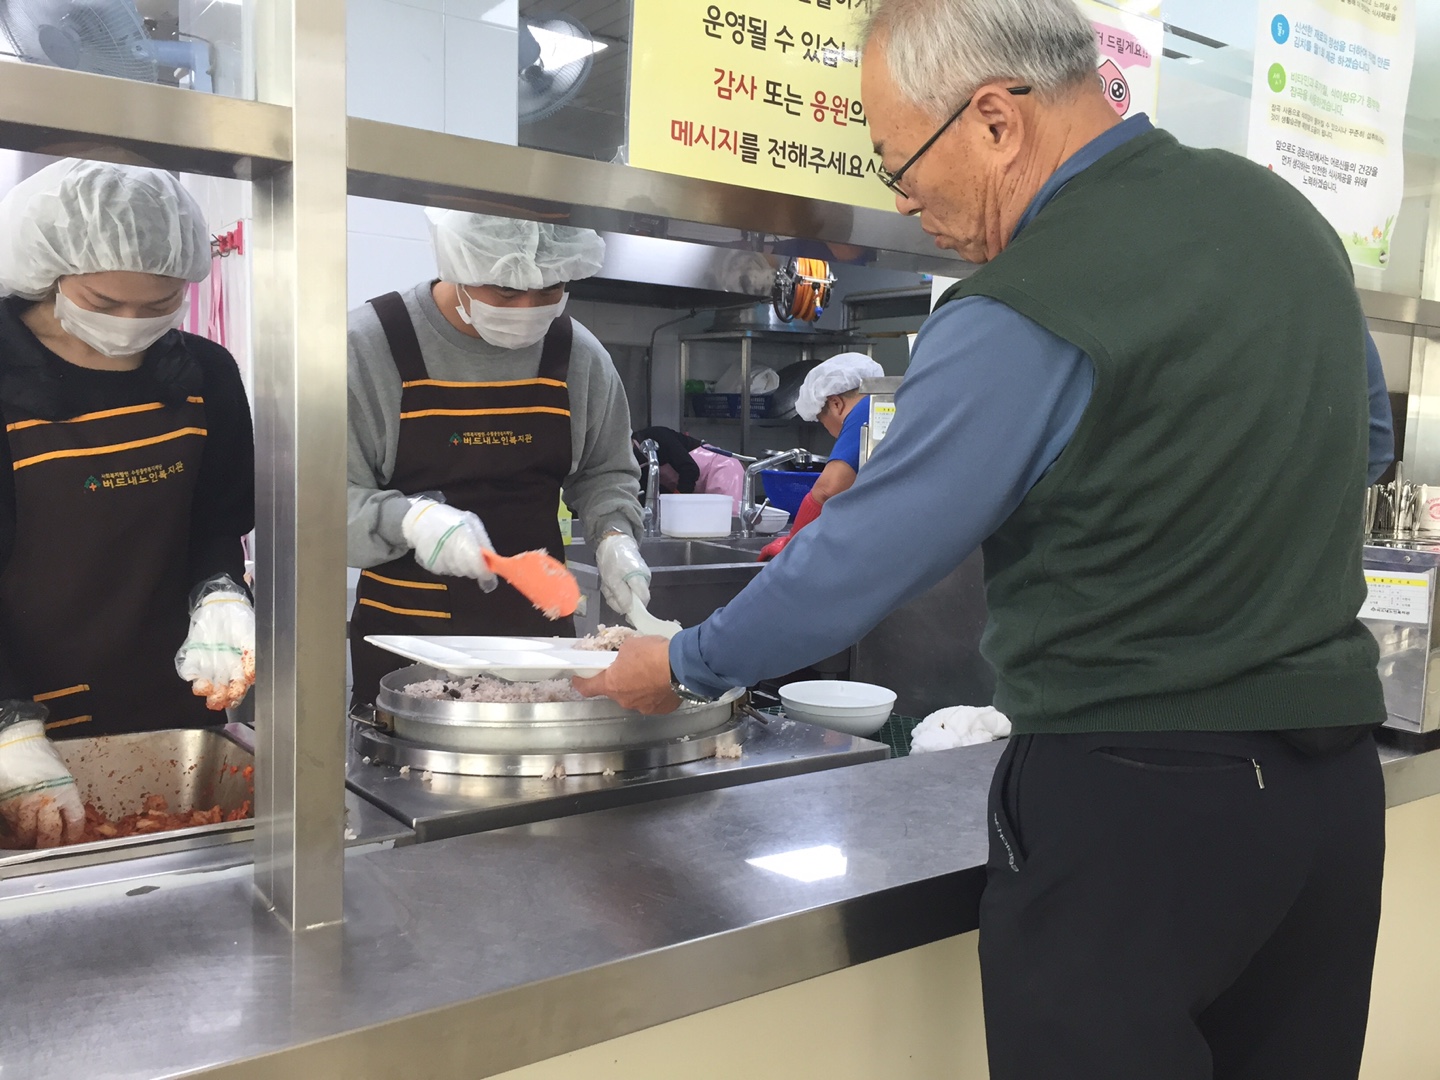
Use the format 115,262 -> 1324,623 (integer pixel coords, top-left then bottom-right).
978,729 -> 1385,1080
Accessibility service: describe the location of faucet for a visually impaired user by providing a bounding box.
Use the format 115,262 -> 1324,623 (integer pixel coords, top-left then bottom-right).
640,438 -> 662,538
740,448 -> 813,537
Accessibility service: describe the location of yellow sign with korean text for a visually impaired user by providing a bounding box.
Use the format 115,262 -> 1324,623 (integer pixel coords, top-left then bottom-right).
628,0 -> 894,212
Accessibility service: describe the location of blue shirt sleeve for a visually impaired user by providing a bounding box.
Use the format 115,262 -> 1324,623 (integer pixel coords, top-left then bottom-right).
670,297 -> 1095,698
1365,327 -> 1394,484
828,396 -> 870,472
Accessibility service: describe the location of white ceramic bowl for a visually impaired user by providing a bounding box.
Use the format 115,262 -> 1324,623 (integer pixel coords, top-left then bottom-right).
753,505 -> 790,535
779,680 -> 897,737
659,493 -> 733,538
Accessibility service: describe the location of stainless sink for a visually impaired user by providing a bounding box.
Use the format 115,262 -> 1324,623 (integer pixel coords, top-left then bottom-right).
568,537 -> 768,632
567,538 -> 763,568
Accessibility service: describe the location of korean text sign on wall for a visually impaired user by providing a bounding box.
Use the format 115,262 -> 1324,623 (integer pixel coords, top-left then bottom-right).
1246,0 -> 1416,269
628,0 -> 894,212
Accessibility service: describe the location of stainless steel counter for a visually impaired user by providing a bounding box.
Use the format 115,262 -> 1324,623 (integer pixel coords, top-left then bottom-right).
1379,737 -> 1440,806
0,746 -> 996,1079
3,739 -> 1440,1079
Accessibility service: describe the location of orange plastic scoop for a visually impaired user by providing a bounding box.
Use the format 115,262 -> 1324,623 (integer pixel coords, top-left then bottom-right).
482,549 -> 581,620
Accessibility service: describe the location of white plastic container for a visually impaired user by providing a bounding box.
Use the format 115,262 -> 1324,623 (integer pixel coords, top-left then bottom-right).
660,493 -> 733,538
779,680 -> 896,737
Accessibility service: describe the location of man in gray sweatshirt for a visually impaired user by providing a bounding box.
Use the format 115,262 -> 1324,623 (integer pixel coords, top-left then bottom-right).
346,211 -> 646,704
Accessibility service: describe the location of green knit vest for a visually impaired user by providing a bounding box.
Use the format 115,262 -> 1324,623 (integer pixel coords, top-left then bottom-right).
939,127 -> 1383,735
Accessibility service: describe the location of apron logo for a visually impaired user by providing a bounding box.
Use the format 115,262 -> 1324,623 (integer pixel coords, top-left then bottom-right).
88,462 -> 187,491
455,430 -> 534,447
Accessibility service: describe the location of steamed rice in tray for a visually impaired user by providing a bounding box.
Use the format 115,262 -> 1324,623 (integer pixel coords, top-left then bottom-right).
405,676 -> 582,703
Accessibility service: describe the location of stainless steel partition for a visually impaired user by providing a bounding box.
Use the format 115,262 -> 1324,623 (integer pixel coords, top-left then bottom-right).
1385,294 -> 1440,486
0,22 -> 349,929
250,0 -> 349,931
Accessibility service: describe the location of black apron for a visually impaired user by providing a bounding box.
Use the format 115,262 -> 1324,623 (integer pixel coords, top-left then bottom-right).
0,395 -> 210,735
349,291 -> 576,706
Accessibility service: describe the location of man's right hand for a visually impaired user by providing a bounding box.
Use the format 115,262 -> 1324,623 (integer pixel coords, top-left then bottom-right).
0,707 -> 85,849
401,498 -> 499,589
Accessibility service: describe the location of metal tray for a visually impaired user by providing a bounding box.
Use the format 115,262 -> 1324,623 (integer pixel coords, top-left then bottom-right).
354,719 -> 743,777
0,726 -> 254,877
374,663 -> 745,753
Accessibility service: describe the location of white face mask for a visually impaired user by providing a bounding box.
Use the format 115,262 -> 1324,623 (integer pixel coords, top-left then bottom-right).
456,287 -> 567,350
54,289 -> 188,359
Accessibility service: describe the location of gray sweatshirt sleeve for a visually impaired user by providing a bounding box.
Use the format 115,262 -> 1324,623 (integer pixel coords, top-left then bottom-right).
564,322 -> 644,547
346,304 -> 412,568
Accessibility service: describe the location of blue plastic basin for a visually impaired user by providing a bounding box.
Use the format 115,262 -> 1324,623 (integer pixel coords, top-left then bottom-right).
760,469 -> 819,517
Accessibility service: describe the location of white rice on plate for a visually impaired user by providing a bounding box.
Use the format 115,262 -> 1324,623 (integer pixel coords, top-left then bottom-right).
573,625 -> 639,652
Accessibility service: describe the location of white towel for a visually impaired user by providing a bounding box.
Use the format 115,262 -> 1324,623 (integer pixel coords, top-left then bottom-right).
909,705 -> 1011,753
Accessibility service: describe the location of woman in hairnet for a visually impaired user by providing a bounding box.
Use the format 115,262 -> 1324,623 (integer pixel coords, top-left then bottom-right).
759,353 -> 884,561
0,159 -> 256,848
347,211 -> 648,705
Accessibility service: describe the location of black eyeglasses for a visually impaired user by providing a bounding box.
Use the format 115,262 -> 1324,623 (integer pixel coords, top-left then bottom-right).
877,85 -> 1032,198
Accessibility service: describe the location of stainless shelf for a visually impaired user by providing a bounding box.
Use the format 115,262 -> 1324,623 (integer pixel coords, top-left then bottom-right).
0,63 -> 293,177
1360,290 -> 1440,332
347,118 -> 965,271
685,417 -> 801,427
681,329 -> 873,343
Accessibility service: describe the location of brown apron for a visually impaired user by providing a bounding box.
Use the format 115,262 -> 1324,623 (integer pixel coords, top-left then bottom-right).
0,395 -> 211,736
349,291 -> 576,706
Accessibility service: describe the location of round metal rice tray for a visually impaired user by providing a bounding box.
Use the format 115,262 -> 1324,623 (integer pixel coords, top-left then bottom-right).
376,663 -> 745,753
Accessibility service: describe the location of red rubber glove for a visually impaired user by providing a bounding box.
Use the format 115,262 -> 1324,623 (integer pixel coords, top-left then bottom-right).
758,491 -> 824,562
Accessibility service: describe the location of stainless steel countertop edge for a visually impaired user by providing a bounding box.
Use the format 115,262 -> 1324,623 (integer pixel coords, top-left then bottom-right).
187,869 -> 986,1080
1380,738 -> 1440,807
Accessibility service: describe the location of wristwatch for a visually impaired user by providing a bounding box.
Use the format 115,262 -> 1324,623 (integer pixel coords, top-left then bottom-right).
669,665 -> 712,705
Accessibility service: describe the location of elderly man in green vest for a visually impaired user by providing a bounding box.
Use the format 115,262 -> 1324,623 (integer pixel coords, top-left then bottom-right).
581,2 -> 1393,1075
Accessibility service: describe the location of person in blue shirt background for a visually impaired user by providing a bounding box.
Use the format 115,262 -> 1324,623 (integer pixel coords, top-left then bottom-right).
759,353 -> 884,561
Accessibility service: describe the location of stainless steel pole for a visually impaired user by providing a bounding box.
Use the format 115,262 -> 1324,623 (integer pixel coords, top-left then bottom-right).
250,0 -> 348,931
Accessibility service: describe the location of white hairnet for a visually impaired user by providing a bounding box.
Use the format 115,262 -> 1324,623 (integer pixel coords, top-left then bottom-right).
426,209 -> 606,290
0,159 -> 211,299
797,353 -> 886,422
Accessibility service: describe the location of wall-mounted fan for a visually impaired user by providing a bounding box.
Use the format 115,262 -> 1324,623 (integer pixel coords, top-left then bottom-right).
518,14 -> 599,124
0,0 -> 212,91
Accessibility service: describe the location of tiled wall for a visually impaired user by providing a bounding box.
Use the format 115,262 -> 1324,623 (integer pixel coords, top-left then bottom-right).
347,0 -> 518,141
345,0 -> 519,309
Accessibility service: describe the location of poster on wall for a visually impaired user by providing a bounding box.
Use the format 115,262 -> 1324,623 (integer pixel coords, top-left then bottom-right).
629,0 -> 1164,212
1076,0 -> 1163,121
1245,0 -> 1416,269
628,0 -> 893,211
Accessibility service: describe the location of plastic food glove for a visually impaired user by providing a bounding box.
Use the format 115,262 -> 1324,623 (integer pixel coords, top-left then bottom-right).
759,491 -> 824,562
402,497 -> 498,590
0,706 -> 85,849
597,533 -> 652,615
176,575 -> 256,711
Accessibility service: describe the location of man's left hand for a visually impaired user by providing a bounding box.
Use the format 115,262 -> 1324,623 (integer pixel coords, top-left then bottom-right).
573,636 -> 680,715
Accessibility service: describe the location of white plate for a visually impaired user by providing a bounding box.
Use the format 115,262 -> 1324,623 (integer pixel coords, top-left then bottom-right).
365,635 -> 620,679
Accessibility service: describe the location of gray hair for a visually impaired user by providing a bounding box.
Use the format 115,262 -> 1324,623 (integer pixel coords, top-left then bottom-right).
859,0 -> 1099,116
